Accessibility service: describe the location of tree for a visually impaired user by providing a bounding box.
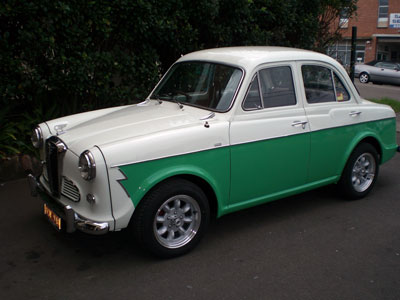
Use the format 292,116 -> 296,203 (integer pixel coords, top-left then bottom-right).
0,0 -> 357,158
314,0 -> 358,52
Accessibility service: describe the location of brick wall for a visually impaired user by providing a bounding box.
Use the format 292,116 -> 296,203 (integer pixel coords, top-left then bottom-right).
341,0 -> 400,39
334,0 -> 400,62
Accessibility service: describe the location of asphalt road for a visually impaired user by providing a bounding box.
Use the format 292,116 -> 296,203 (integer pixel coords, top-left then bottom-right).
1,137 -> 399,300
355,81 -> 400,101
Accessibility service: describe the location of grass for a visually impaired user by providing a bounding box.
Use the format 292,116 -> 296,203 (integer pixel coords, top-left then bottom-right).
368,97 -> 400,113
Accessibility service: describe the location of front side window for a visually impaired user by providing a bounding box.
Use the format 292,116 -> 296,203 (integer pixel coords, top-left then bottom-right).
259,66 -> 296,108
302,65 -> 350,104
243,75 -> 262,110
151,62 -> 243,112
243,66 -> 296,110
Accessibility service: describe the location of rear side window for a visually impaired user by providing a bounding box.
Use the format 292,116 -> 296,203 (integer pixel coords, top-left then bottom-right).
302,65 -> 350,104
243,66 -> 296,110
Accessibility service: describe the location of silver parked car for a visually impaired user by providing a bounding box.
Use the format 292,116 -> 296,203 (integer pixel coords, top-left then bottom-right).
355,60 -> 400,85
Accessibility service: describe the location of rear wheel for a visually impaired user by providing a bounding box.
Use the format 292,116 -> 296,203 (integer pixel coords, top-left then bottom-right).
338,143 -> 379,199
359,72 -> 370,84
131,178 -> 210,258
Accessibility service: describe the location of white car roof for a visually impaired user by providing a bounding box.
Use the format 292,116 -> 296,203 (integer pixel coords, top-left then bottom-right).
178,46 -> 339,71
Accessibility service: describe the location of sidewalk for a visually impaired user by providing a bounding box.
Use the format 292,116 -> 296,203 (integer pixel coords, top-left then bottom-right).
397,113 -> 400,133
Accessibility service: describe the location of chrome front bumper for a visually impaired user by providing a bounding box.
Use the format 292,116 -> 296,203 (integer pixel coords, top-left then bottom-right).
28,174 -> 109,235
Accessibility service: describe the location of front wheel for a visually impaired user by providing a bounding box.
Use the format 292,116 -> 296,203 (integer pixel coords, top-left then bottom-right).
131,178 -> 210,258
338,143 -> 379,199
359,72 -> 370,84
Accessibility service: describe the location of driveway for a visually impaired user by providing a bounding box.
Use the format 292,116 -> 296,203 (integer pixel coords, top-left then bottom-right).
355,81 -> 400,101
1,137 -> 399,300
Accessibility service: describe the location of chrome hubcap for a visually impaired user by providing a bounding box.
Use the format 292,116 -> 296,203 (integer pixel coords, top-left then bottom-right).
351,153 -> 376,192
359,74 -> 368,83
154,195 -> 200,249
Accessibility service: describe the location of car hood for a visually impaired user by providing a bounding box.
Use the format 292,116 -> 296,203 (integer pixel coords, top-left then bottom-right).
45,101 -> 214,155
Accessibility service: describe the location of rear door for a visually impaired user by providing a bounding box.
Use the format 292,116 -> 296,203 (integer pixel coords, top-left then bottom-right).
299,62 -> 363,182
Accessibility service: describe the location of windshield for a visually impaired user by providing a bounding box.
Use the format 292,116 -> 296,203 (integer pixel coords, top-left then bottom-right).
150,62 -> 243,112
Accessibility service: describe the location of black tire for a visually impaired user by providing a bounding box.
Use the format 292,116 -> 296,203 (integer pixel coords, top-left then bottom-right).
338,143 -> 379,200
131,178 -> 210,258
359,72 -> 370,84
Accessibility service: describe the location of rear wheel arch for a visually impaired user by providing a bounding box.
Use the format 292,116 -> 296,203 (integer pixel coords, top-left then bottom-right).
358,137 -> 382,163
340,135 -> 382,174
338,142 -> 380,199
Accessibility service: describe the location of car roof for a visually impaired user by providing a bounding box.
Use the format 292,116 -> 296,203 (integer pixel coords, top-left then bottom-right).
177,46 -> 339,71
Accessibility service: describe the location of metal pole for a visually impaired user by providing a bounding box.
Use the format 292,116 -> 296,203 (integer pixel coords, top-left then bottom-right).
350,26 -> 357,83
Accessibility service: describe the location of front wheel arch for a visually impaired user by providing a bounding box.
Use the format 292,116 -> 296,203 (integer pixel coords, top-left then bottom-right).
130,177 -> 211,257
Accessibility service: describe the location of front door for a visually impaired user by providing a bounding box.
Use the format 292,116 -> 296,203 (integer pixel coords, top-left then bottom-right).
229,63 -> 310,210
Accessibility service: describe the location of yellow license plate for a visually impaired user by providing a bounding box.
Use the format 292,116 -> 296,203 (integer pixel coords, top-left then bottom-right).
44,204 -> 62,230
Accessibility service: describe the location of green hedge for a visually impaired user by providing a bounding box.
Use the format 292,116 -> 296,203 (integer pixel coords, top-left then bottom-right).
0,0 -> 356,158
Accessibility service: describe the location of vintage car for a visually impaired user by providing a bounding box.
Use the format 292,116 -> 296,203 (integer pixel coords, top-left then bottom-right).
29,47 -> 399,258
355,60 -> 400,85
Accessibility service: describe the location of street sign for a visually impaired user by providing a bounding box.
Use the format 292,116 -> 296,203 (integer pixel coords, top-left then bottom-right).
389,13 -> 400,28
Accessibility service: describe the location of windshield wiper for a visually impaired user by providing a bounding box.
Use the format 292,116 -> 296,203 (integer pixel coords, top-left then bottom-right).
170,98 -> 184,109
151,93 -> 185,109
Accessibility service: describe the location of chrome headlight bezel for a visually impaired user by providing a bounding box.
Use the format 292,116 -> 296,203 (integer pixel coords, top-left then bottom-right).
31,126 -> 43,148
78,150 -> 96,180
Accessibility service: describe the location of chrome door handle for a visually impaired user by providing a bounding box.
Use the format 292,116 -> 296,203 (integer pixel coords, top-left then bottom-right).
291,120 -> 308,129
349,111 -> 362,117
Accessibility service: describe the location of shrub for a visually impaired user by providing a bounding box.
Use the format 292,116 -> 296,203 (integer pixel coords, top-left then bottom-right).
0,0 -> 356,158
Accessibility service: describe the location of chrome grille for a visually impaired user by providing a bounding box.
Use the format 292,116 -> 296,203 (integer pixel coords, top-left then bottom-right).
45,136 -> 67,197
61,177 -> 81,202
45,137 -> 60,196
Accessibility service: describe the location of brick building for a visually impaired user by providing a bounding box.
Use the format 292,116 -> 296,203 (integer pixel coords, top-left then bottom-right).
328,0 -> 400,67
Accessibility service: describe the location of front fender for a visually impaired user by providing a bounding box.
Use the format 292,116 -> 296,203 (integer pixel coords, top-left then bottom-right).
117,147 -> 230,220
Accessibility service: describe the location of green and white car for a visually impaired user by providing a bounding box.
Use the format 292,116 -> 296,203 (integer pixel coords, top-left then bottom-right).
29,47 -> 399,257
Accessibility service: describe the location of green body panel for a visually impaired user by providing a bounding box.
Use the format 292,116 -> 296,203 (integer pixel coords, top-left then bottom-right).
119,147 -> 231,215
230,133 -> 310,207
118,117 -> 397,218
308,118 -> 397,183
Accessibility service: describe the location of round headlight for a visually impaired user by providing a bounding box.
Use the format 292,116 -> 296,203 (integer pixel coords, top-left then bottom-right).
31,126 -> 43,148
78,150 -> 96,180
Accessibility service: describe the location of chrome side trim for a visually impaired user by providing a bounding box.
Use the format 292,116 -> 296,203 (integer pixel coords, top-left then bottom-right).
110,117 -> 395,169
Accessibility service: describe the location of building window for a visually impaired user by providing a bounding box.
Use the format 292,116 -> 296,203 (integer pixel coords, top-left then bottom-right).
339,8 -> 349,28
378,0 -> 389,28
327,41 -> 366,67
